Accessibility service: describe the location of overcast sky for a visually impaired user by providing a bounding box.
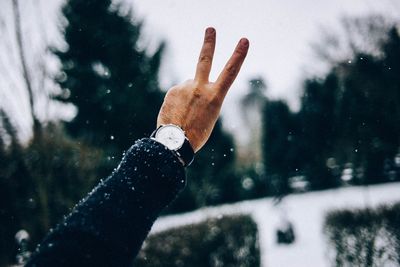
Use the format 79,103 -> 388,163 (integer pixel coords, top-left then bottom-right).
129,0 -> 398,132
0,0 -> 398,141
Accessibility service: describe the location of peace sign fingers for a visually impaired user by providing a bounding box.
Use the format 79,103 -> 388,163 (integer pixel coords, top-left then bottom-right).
195,28 -> 249,99
158,28 -> 249,152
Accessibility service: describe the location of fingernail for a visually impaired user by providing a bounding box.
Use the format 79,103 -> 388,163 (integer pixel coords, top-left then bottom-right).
240,38 -> 249,47
206,27 -> 215,34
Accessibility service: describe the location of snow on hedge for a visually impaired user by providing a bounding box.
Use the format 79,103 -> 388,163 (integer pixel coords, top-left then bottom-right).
152,182 -> 400,267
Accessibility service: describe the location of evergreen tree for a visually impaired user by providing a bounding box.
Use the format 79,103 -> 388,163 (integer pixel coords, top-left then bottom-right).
298,23 -> 400,187
337,50 -> 399,184
262,100 -> 297,196
56,0 -> 165,159
381,27 -> 400,149
260,18 -> 400,195
297,74 -> 340,189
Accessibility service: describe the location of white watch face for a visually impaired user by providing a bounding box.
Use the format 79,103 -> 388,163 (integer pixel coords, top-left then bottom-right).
155,125 -> 185,150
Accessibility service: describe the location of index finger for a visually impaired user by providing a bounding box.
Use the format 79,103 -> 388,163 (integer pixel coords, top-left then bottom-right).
215,38 -> 249,96
194,27 -> 216,83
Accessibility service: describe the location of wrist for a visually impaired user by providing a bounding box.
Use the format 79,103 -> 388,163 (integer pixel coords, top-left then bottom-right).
151,124 -> 195,167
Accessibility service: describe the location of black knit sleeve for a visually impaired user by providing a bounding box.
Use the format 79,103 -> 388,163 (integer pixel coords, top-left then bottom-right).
26,138 -> 186,267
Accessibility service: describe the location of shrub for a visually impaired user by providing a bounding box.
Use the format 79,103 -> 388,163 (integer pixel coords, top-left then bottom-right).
0,123 -> 105,266
134,215 -> 260,267
324,202 -> 400,267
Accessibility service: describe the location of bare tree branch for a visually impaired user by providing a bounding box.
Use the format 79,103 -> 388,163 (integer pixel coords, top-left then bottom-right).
12,0 -> 41,133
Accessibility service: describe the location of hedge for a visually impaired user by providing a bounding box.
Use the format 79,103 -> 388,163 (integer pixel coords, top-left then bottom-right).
324,202 -> 400,267
134,214 -> 260,267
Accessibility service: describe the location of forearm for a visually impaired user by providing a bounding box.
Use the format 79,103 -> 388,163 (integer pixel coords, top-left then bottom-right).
26,138 -> 185,267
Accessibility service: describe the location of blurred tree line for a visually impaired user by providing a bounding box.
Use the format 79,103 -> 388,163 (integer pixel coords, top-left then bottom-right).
261,16 -> 400,196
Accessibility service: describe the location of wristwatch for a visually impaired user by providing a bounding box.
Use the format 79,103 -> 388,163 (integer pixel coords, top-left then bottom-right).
151,124 -> 194,167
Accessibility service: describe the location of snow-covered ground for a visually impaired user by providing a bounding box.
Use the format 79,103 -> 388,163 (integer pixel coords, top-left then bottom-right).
151,182 -> 400,267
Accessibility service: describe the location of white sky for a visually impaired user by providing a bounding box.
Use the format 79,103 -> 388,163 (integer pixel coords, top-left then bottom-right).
0,0 -> 398,141
129,0 -> 398,131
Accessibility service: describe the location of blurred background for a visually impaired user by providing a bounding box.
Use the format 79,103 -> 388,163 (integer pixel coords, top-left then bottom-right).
1,0 -> 400,266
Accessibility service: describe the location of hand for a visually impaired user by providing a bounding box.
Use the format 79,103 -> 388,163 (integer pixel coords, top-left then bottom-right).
157,27 -> 249,152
